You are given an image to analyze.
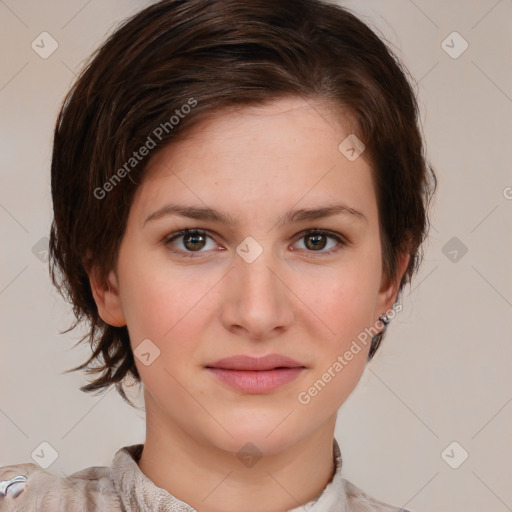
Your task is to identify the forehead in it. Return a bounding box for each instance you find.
[146,97,359,166]
[131,96,377,227]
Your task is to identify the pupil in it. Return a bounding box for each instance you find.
[307,234,326,250]
[185,232,205,250]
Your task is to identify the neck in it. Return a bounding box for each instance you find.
[137,394,338,512]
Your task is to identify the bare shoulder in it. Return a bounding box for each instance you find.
[0,461,121,512]
[342,478,412,512]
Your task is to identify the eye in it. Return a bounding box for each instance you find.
[163,228,349,258]
[292,229,348,255]
[164,229,219,257]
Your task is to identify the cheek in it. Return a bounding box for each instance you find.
[306,255,382,343]
[119,270,210,397]
[295,273,376,412]
[117,246,217,355]
[121,278,191,342]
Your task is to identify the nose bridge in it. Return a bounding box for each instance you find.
[237,237,281,305]
[223,236,293,337]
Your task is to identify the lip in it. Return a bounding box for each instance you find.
[205,354,306,394]
[206,354,305,371]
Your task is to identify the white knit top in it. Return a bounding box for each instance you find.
[0,438,410,511]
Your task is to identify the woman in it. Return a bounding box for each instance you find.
[0,0,436,510]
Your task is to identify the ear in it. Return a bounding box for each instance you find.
[374,249,410,325]
[88,266,127,327]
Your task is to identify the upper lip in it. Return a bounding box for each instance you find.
[206,354,305,371]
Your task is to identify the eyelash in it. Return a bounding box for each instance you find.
[163,228,349,258]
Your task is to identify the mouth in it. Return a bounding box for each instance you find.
[205,354,306,393]
[206,353,306,371]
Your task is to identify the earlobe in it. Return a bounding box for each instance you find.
[88,268,127,327]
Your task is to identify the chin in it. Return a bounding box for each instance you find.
[209,414,304,457]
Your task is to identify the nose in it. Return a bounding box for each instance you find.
[220,248,295,341]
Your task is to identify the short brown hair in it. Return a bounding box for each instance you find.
[49,0,437,407]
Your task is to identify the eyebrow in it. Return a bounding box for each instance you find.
[143,202,368,227]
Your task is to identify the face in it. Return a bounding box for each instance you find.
[92,96,406,456]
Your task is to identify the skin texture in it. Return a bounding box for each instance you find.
[89,96,410,512]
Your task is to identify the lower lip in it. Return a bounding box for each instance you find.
[207,367,305,393]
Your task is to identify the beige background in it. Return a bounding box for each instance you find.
[1,1,511,511]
